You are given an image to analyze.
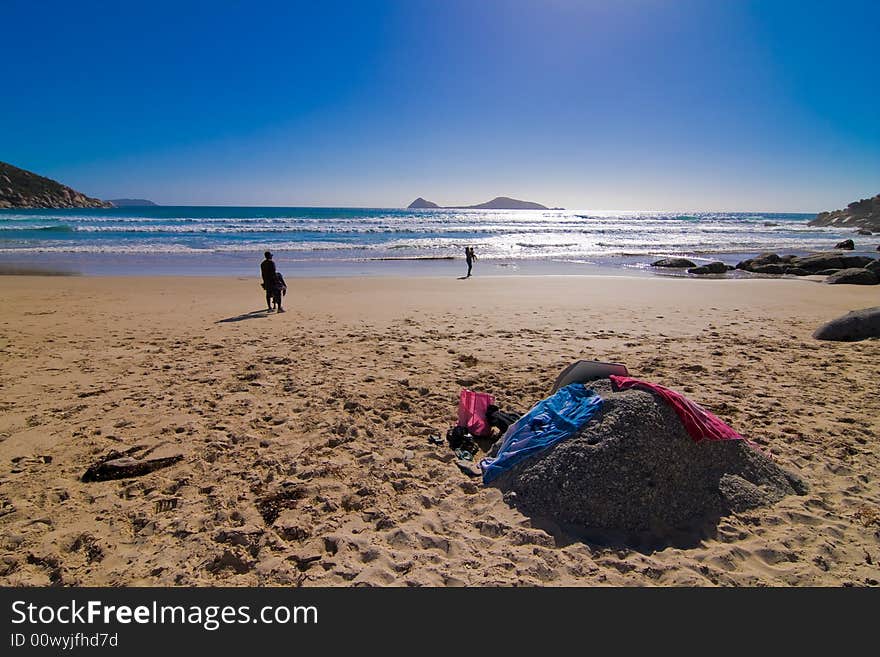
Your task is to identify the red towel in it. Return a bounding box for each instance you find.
[609,375,744,443]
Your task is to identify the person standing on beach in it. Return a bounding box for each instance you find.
[271,271,287,313]
[465,246,477,277]
[260,251,277,312]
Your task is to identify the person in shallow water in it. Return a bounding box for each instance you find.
[465,246,477,277]
[260,251,277,311]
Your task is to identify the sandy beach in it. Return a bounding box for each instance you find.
[0,274,878,586]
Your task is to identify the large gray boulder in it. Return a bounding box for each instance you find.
[825,268,878,285]
[651,257,696,268]
[813,307,880,341]
[490,380,806,535]
[841,255,875,268]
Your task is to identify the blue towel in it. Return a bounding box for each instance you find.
[479,383,603,484]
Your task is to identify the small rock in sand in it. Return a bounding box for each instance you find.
[813,307,880,342]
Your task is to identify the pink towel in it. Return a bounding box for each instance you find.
[457,389,495,437]
[610,375,744,443]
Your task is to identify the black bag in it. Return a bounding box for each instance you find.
[486,405,520,434]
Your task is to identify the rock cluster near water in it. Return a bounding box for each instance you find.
[651,249,879,283]
[490,379,806,536]
[735,251,878,284]
[650,257,732,275]
[0,160,111,209]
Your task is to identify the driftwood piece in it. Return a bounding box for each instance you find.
[82,454,183,482]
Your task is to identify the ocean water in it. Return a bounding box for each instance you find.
[0,206,874,276]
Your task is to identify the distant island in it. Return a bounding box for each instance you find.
[809,193,879,232]
[407,196,553,210]
[0,160,111,209]
[407,197,439,209]
[109,198,158,207]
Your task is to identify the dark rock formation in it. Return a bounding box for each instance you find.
[735,252,780,270]
[825,268,879,285]
[407,196,549,210]
[687,262,728,275]
[834,239,855,250]
[407,197,439,209]
[809,194,880,232]
[108,198,158,207]
[866,260,880,275]
[856,229,873,236]
[651,257,696,268]
[795,253,873,272]
[791,254,846,271]
[738,251,875,276]
[750,264,787,275]
[0,161,111,208]
[490,379,805,536]
[813,307,880,341]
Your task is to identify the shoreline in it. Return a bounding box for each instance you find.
[1,247,877,279]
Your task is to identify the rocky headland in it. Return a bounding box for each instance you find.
[0,161,111,209]
[809,194,880,232]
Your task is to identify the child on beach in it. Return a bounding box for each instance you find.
[271,271,287,312]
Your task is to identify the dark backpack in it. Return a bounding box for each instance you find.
[486,405,520,434]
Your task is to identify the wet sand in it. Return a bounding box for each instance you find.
[0,274,878,586]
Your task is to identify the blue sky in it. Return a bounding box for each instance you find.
[1,0,878,210]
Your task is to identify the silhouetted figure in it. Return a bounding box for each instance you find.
[271,271,287,313]
[465,246,477,277]
[260,251,277,311]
